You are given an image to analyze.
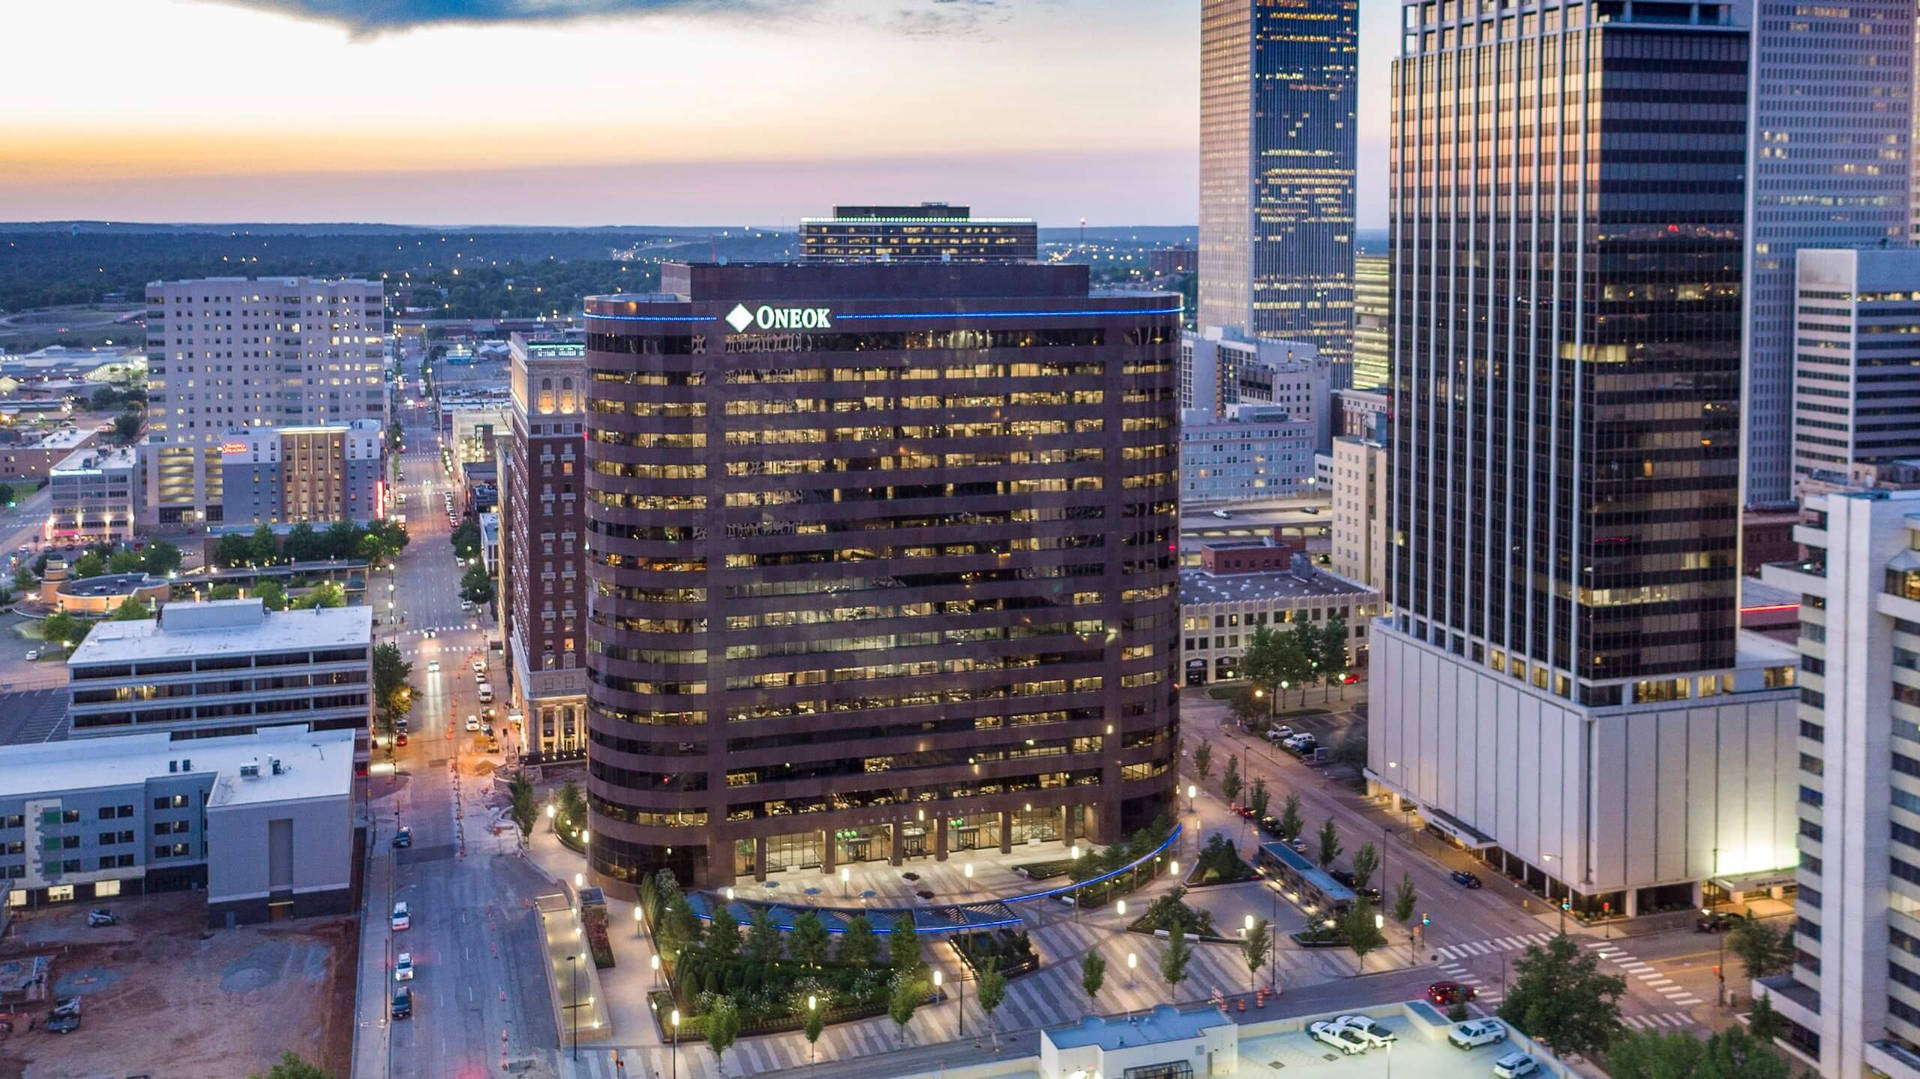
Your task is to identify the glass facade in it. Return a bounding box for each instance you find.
[799,204,1038,263]
[580,263,1181,887]
[1388,0,1747,695]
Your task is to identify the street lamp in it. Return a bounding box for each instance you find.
[566,954,581,1061]
[840,866,850,897]
[807,995,819,1065]
[1127,951,1137,989]
[1115,899,1127,920]
[670,1008,681,1079]
[1186,783,1197,813]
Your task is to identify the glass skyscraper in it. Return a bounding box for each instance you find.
[1198,0,1358,379]
[1741,0,1913,507]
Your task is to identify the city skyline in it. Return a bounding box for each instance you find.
[5,0,1404,228]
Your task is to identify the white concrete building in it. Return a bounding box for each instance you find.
[67,599,372,763]
[1330,435,1385,593]
[1041,1005,1238,1079]
[143,277,386,526]
[48,445,140,543]
[1759,488,1920,1075]
[1793,248,1920,498]
[1180,330,1331,450]
[1179,405,1316,506]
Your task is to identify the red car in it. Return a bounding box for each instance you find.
[1428,981,1477,1007]
[395,732,409,746]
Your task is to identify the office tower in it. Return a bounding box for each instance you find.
[1198,0,1359,376]
[1179,404,1317,505]
[143,278,386,526]
[1371,0,1801,915]
[48,446,141,543]
[1762,489,1920,1074]
[1180,330,1331,451]
[1351,254,1390,391]
[218,420,384,526]
[1330,434,1385,592]
[1742,0,1913,507]
[68,599,373,764]
[580,261,1181,888]
[501,334,587,757]
[1793,249,1920,494]
[798,204,1037,263]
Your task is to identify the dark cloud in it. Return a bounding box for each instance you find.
[206,0,1016,36]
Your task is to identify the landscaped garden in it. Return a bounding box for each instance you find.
[950,928,1039,979]
[1188,833,1259,886]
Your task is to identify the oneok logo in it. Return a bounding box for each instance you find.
[724,303,832,332]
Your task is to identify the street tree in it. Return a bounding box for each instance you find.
[1239,624,1286,701]
[1497,933,1626,1060]
[108,550,144,574]
[1342,900,1385,966]
[1316,817,1342,870]
[1608,1024,1789,1079]
[1319,612,1350,699]
[1228,686,1265,728]
[1278,613,1320,704]
[977,959,1007,1050]
[507,773,536,846]
[1161,925,1194,998]
[142,540,182,576]
[1080,952,1107,1013]
[789,910,830,967]
[1278,794,1304,842]
[1747,991,1784,1044]
[1192,741,1214,783]
[1392,873,1418,926]
[1727,918,1794,980]
[802,1004,825,1062]
[1221,754,1243,807]
[1248,777,1271,823]
[11,567,32,592]
[887,970,921,1047]
[290,581,346,609]
[1350,843,1380,891]
[460,563,495,605]
[71,550,105,578]
[1243,917,1271,992]
[706,996,741,1070]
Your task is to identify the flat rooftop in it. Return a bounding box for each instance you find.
[57,572,157,598]
[1045,1005,1228,1051]
[0,725,353,803]
[70,598,370,665]
[53,445,137,473]
[1181,567,1372,606]
[29,427,94,450]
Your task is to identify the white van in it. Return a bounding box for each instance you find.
[476,682,494,704]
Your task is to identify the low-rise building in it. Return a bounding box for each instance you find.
[1041,1005,1238,1079]
[1179,405,1317,506]
[0,726,354,924]
[48,445,141,543]
[67,599,372,764]
[1180,557,1378,685]
[1181,330,1330,451]
[218,420,384,526]
[0,426,97,482]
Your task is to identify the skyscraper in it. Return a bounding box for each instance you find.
[1792,248,1920,493]
[580,261,1181,889]
[1370,0,1800,915]
[1351,254,1389,391]
[1742,0,1913,507]
[1198,0,1358,376]
[142,277,386,526]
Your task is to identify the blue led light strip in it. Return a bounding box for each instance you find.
[579,313,709,323]
[581,305,1182,324]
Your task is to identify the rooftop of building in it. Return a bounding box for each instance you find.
[146,276,381,289]
[1735,628,1799,668]
[1044,1004,1229,1051]
[70,599,370,666]
[1180,566,1372,606]
[27,427,95,450]
[52,445,137,473]
[57,572,160,599]
[803,203,1034,225]
[0,689,70,745]
[0,725,353,803]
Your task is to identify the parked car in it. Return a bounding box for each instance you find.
[86,908,117,927]
[426,660,440,673]
[1211,509,1234,519]
[1334,1015,1397,1047]
[392,827,412,849]
[1450,870,1484,889]
[391,901,410,931]
[49,997,82,1019]
[1448,1018,1507,1049]
[391,986,413,1019]
[1264,725,1294,742]
[1331,869,1358,887]
[395,952,414,981]
[395,732,409,746]
[1429,981,1479,1008]
[465,716,480,732]
[1493,1051,1539,1077]
[23,650,37,661]
[1258,815,1283,837]
[1233,805,1256,820]
[1289,837,1308,854]
[471,657,486,672]
[1696,909,1744,933]
[1309,1020,1371,1055]
[44,1012,80,1035]
[1355,886,1383,904]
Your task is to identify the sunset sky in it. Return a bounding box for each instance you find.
[5,0,1397,228]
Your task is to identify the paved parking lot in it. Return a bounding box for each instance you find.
[1236,1016,1537,1077]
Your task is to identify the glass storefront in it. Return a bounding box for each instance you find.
[765,831,823,873]
[949,812,1001,852]
[1009,807,1061,845]
[833,824,891,865]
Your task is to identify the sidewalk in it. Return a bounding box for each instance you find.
[349,812,395,1079]
[525,816,666,1050]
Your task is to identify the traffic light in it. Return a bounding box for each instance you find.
[1713,965,1723,980]
[1562,897,1572,912]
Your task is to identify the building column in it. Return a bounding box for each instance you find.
[820,829,836,876]
[999,810,1013,854]
[1060,806,1074,848]
[1624,889,1639,918]
[889,823,904,867]
[753,836,768,883]
[934,815,949,862]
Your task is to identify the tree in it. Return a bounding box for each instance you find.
[746,906,784,966]
[1727,918,1793,981]
[1316,817,1342,870]
[1229,686,1266,727]
[802,1004,825,1061]
[39,611,88,649]
[1160,925,1194,998]
[142,540,181,576]
[450,518,481,560]
[1192,741,1213,783]
[1278,793,1304,842]
[290,580,346,609]
[789,909,830,967]
[11,567,32,593]
[1350,843,1380,891]
[460,563,495,605]
[113,411,142,445]
[1747,990,1784,1045]
[111,597,153,621]
[107,550,144,574]
[372,642,413,729]
[977,958,1007,1050]
[507,773,536,845]
[705,996,740,1069]
[71,550,105,578]
[1497,933,1626,1060]
[248,524,280,566]
[1080,952,1107,1012]
[889,913,922,973]
[250,1052,329,1079]
[1221,754,1243,807]
[210,583,240,600]
[838,913,879,967]
[1319,612,1350,699]
[1342,900,1385,965]
[214,532,253,568]
[283,522,322,563]
[1608,1025,1790,1079]
[1277,613,1320,704]
[1248,777,1271,822]
[252,579,288,611]
[888,970,920,1047]
[1243,917,1271,992]
[324,520,360,560]
[705,906,741,963]
[0,484,12,508]
[1392,872,1418,926]
[1238,624,1285,700]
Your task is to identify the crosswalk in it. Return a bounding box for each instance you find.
[1621,1012,1701,1031]
[1431,931,1559,962]
[1435,960,1501,1006]
[1587,941,1705,1007]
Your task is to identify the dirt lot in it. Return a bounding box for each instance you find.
[0,892,357,1079]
